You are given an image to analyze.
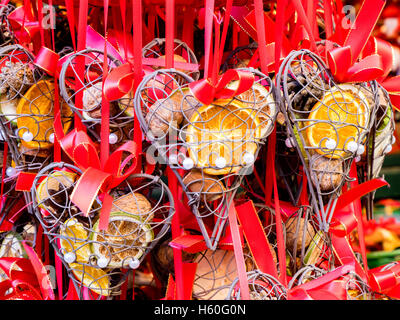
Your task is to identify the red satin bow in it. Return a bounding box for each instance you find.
[53,114,138,231]
[0,243,54,300]
[369,263,400,299]
[188,69,254,105]
[7,5,40,45]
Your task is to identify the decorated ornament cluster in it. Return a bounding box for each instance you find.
[0,0,400,300]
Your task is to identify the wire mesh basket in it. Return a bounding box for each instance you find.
[30,162,174,299]
[226,269,287,300]
[142,38,200,81]
[134,67,277,250]
[58,48,136,148]
[276,49,378,231]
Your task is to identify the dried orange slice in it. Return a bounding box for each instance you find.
[186,99,261,175]
[60,218,110,296]
[306,91,368,159]
[16,80,73,149]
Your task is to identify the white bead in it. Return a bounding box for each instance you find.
[6,167,17,177]
[242,152,255,165]
[346,141,358,153]
[48,133,55,143]
[356,144,365,155]
[22,131,33,142]
[97,257,109,268]
[325,138,336,150]
[355,156,361,163]
[168,154,179,165]
[215,157,227,169]
[285,137,295,148]
[65,219,76,227]
[64,252,76,264]
[182,157,194,170]
[129,258,140,269]
[109,133,118,145]
[392,136,396,145]
[384,144,393,154]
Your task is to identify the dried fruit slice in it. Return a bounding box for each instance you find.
[303,231,325,266]
[36,171,77,215]
[0,96,18,125]
[186,99,261,175]
[16,80,73,149]
[59,218,110,296]
[306,90,368,159]
[91,212,154,269]
[59,218,92,263]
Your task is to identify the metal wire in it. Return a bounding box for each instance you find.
[30,162,175,299]
[276,48,379,231]
[134,67,277,250]
[226,270,287,300]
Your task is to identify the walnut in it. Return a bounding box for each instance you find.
[310,155,344,192]
[145,98,181,136]
[285,216,315,254]
[182,169,226,202]
[82,82,102,118]
[112,192,153,221]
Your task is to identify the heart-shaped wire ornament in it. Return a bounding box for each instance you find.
[134,67,278,250]
[276,48,380,231]
[30,162,174,299]
[58,48,136,149]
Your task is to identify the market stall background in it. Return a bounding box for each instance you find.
[0,0,400,300]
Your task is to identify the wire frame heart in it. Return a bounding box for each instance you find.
[276,48,379,231]
[142,38,200,81]
[30,162,174,299]
[134,67,277,250]
[58,48,136,149]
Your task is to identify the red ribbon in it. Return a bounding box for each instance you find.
[188,69,254,105]
[369,263,400,298]
[0,242,54,300]
[53,114,138,231]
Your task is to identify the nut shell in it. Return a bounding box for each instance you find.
[182,170,226,202]
[285,216,315,253]
[112,192,153,221]
[310,155,343,192]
